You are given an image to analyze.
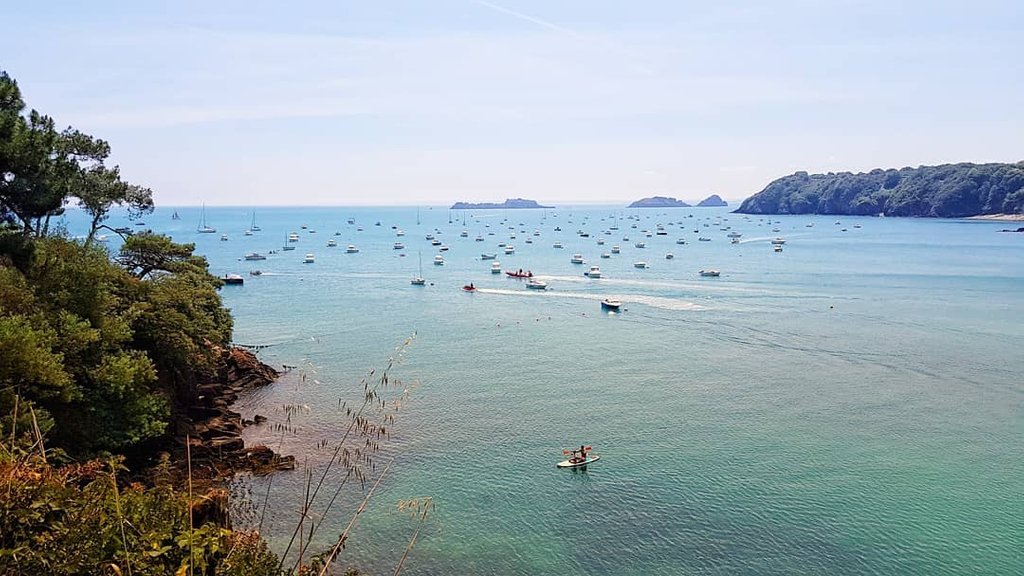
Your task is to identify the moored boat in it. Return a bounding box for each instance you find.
[699,269,720,277]
[221,274,244,285]
[600,298,621,310]
[526,278,548,290]
[505,270,533,278]
[584,265,602,278]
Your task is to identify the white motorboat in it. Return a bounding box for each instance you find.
[288,232,300,242]
[505,245,515,254]
[611,245,621,254]
[600,298,621,311]
[244,252,266,261]
[584,265,601,278]
[665,253,674,260]
[481,253,497,260]
[491,261,502,273]
[434,255,445,265]
[553,241,564,248]
[634,241,646,248]
[600,252,611,259]
[327,239,338,247]
[570,254,585,264]
[699,269,720,277]
[526,278,548,290]
[346,245,359,253]
[634,261,649,269]
[303,253,315,263]
[394,242,405,249]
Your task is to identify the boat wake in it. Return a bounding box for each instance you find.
[472,288,704,311]
[533,274,762,294]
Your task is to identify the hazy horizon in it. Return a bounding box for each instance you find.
[4,0,1022,207]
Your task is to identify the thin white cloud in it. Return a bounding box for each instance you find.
[472,0,585,39]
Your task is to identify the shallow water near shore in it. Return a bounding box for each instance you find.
[68,206,1023,574]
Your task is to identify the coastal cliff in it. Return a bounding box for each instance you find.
[736,162,1024,217]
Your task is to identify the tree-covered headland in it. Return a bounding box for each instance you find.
[736,163,1024,217]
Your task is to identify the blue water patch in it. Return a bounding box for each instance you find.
[62,205,1024,575]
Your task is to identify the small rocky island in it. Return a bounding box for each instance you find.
[451,198,553,209]
[628,196,691,208]
[697,194,728,207]
[736,162,1024,217]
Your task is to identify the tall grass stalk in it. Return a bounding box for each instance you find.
[276,334,415,571]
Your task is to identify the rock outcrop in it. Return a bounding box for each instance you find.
[175,347,294,480]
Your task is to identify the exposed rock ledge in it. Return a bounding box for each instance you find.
[170,346,295,482]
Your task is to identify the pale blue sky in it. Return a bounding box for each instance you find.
[3,0,1022,206]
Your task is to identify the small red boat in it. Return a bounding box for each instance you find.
[505,270,533,278]
[462,284,477,292]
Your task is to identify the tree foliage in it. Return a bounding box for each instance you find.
[1,234,229,457]
[0,69,152,241]
[0,455,280,576]
[736,162,1024,217]
[0,69,231,458]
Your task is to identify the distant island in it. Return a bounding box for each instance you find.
[628,196,691,208]
[736,162,1024,218]
[697,194,728,207]
[451,198,553,209]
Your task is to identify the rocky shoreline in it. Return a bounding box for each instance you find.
[167,346,295,482]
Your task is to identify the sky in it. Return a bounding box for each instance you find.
[2,0,1023,206]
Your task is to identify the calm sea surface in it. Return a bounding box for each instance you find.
[66,206,1022,575]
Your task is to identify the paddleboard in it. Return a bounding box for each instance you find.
[556,455,600,468]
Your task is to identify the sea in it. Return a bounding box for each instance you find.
[63,205,1022,575]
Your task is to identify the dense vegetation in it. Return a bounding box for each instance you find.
[736,162,1024,217]
[0,69,289,575]
[1,70,232,459]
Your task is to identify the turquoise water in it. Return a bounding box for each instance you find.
[70,206,1023,574]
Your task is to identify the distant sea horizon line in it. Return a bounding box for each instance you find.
[138,198,749,209]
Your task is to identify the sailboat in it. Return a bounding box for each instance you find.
[172,210,181,220]
[281,231,296,251]
[411,252,426,285]
[250,212,261,232]
[197,204,216,233]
